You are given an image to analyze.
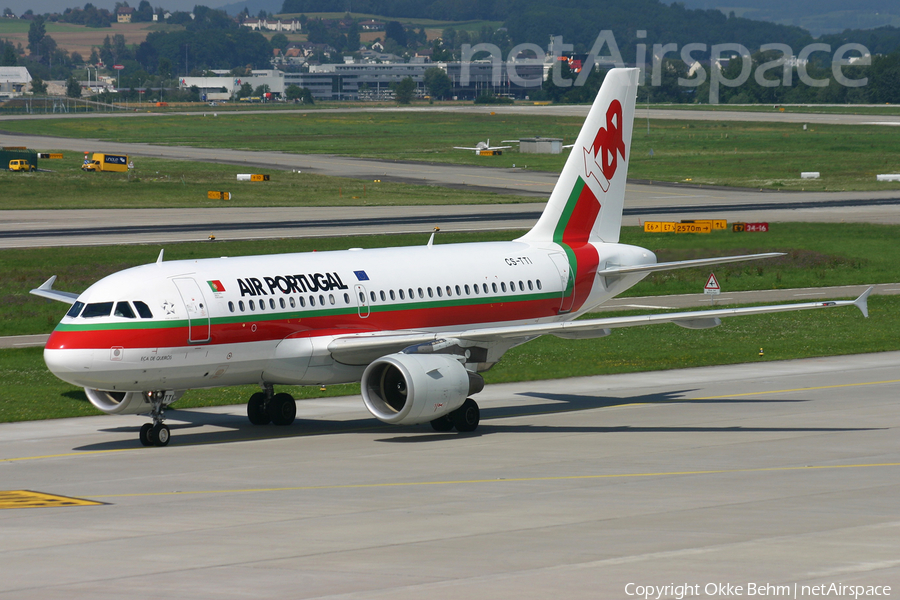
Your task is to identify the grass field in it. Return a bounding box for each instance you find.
[5,223,897,337]
[0,156,524,210]
[4,112,899,191]
[0,20,162,57]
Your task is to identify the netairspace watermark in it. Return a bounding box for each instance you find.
[625,582,891,599]
[460,30,871,104]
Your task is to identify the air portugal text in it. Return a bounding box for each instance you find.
[237,272,350,297]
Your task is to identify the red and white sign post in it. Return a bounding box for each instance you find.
[113,64,124,91]
[704,272,721,305]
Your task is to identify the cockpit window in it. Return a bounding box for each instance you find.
[66,301,84,318]
[114,302,136,318]
[81,302,114,318]
[133,301,153,319]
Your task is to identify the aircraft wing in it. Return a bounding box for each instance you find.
[598,252,785,277]
[30,276,79,305]
[327,288,872,364]
[453,146,480,150]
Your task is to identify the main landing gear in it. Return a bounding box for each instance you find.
[247,385,297,427]
[139,391,175,447]
[430,398,480,433]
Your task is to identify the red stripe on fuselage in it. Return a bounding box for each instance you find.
[561,183,601,311]
[46,295,563,350]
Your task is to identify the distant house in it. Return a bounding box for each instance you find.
[117,6,134,23]
[359,19,384,31]
[241,18,301,32]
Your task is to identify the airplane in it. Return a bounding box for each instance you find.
[453,139,513,154]
[31,68,872,447]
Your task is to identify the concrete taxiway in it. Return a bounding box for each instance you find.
[1,351,899,598]
[2,188,899,248]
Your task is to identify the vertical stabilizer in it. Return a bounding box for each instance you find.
[519,68,639,245]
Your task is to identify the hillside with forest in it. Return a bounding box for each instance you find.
[672,0,900,36]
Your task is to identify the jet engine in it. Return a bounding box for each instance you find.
[361,353,480,425]
[84,389,181,415]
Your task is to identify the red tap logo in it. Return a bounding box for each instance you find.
[582,99,625,194]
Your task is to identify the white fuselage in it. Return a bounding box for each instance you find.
[45,239,654,393]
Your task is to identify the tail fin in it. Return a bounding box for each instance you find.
[519,68,639,245]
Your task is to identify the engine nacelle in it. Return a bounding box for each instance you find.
[85,389,151,415]
[361,353,473,425]
[84,389,182,415]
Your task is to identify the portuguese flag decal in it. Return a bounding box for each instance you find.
[207,280,226,293]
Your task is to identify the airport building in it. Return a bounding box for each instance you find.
[0,66,32,98]
[178,61,548,102]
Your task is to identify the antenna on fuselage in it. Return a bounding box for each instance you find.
[156,249,164,263]
[427,226,440,247]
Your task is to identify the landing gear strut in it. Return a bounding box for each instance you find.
[139,391,174,447]
[247,385,296,427]
[430,398,480,433]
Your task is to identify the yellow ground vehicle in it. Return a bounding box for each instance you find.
[9,159,35,172]
[81,153,129,173]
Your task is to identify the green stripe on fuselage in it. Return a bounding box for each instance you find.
[52,291,561,332]
[552,177,586,296]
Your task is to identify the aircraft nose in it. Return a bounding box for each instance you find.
[43,347,91,386]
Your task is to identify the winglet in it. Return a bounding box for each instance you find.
[30,276,80,305]
[854,286,873,318]
[157,249,165,263]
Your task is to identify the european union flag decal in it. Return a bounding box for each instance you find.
[354,270,369,281]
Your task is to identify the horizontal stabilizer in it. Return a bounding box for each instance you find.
[597,253,785,277]
[30,276,79,305]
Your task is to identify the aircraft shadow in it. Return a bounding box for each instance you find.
[74,389,873,451]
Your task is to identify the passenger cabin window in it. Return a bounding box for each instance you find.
[239,300,245,312]
[114,302,136,319]
[228,301,235,313]
[82,302,113,318]
[66,301,84,318]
